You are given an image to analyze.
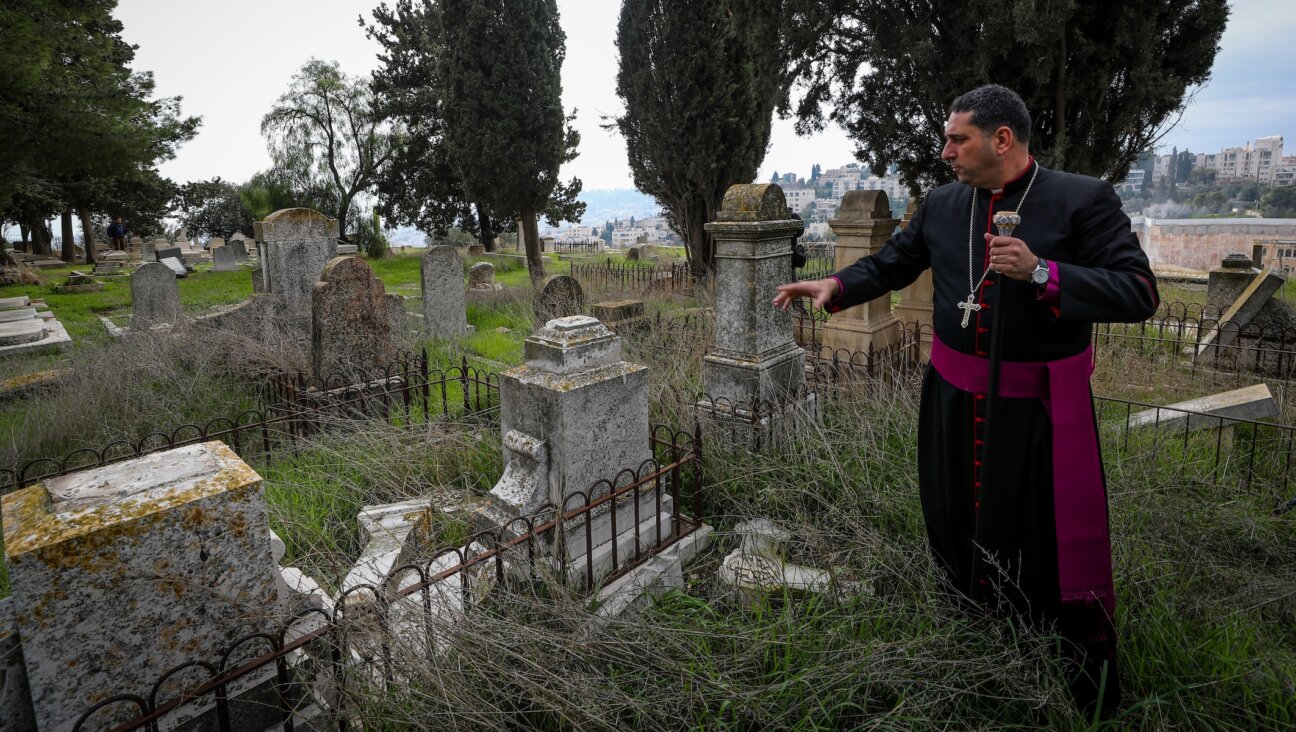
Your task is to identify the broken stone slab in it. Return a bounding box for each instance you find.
[340,498,435,608]
[1198,267,1286,355]
[716,518,832,603]
[1,441,283,732]
[0,317,70,357]
[159,256,188,278]
[337,244,359,255]
[488,429,550,518]
[1125,383,1280,431]
[590,522,713,622]
[0,296,31,310]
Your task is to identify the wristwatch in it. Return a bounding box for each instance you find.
[1030,257,1050,286]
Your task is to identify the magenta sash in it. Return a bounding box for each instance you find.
[930,335,1115,616]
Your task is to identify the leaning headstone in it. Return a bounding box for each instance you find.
[420,246,468,338]
[1198,265,1287,355]
[533,274,585,324]
[159,256,188,278]
[1126,383,1280,432]
[253,208,339,316]
[131,261,181,329]
[468,261,496,290]
[1,442,282,732]
[312,256,397,377]
[212,244,239,272]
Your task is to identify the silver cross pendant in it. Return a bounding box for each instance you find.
[957,293,981,329]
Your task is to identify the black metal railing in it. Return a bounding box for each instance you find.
[569,260,694,293]
[70,426,705,732]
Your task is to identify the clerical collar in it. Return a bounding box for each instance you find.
[986,156,1036,194]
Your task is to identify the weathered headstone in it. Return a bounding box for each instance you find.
[1,442,282,732]
[159,256,188,278]
[467,244,485,256]
[822,190,902,351]
[420,246,468,338]
[700,184,808,408]
[337,243,359,256]
[340,500,435,608]
[533,274,585,324]
[468,261,496,289]
[253,208,339,316]
[1198,265,1288,355]
[228,239,250,262]
[489,316,659,580]
[209,237,226,249]
[591,299,647,333]
[312,256,396,377]
[131,261,181,329]
[892,199,931,354]
[212,244,239,272]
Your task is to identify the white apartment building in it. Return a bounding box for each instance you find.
[1114,168,1146,194]
[1200,136,1286,184]
[612,228,649,247]
[777,184,816,214]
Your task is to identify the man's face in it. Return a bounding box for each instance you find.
[114,218,123,224]
[942,111,998,188]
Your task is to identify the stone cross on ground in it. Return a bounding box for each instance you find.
[253,208,339,316]
[420,246,468,338]
[130,261,181,329]
[823,190,902,350]
[312,256,397,378]
[700,184,808,409]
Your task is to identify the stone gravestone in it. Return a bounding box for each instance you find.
[891,199,932,355]
[212,244,239,272]
[312,256,397,378]
[420,246,468,338]
[253,208,339,316]
[130,261,181,329]
[1,442,282,732]
[488,316,659,581]
[228,239,249,263]
[209,236,226,249]
[468,261,496,290]
[700,183,808,410]
[822,190,902,351]
[533,274,585,325]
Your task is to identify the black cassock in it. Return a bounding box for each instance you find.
[828,162,1158,711]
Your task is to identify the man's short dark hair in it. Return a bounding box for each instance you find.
[950,84,1031,144]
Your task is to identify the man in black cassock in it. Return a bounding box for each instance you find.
[774,85,1158,715]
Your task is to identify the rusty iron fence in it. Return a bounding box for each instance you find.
[1092,316,1296,386]
[2,353,500,495]
[70,426,705,732]
[569,260,694,293]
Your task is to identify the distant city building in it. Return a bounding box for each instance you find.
[1187,135,1288,184]
[1114,168,1146,195]
[777,185,816,214]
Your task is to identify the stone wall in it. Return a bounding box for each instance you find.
[1132,217,1296,272]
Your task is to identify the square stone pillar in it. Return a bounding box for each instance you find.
[892,198,932,356]
[1,442,282,732]
[701,184,807,408]
[824,190,902,353]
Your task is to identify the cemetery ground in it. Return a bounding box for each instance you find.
[2,250,1295,729]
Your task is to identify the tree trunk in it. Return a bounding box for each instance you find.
[78,208,97,265]
[336,199,350,244]
[18,223,30,252]
[520,206,545,282]
[60,207,76,262]
[476,203,496,252]
[30,218,50,256]
[686,207,711,279]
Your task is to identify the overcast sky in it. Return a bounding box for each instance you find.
[116,0,1294,192]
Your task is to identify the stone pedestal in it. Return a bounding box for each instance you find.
[1,442,282,732]
[700,184,807,409]
[823,190,902,353]
[892,198,931,356]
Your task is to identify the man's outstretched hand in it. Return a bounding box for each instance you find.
[773,278,839,311]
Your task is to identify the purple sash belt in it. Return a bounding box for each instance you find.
[930,335,1115,616]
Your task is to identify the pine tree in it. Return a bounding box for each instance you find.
[612,0,783,276]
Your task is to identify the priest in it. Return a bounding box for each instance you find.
[773,84,1158,715]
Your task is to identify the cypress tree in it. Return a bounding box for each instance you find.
[612,0,783,276]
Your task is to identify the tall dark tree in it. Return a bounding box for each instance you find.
[1,1,197,265]
[612,0,783,276]
[783,0,1229,194]
[440,0,584,279]
[261,59,396,241]
[174,178,254,240]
